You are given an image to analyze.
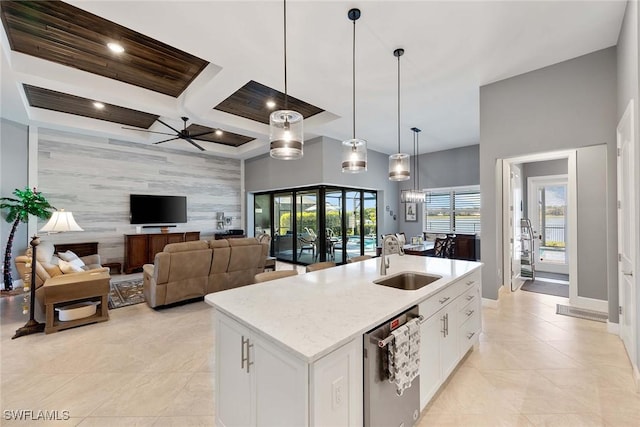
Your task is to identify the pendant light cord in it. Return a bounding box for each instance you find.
[397,53,401,153]
[283,0,289,110]
[352,17,356,140]
[416,131,420,189]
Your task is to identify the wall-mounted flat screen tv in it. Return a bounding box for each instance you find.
[130,194,187,224]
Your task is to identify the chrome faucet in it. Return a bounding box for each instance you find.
[380,234,404,275]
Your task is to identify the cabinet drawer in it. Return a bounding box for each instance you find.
[458,285,479,313]
[458,298,479,326]
[458,308,480,354]
[419,284,460,319]
[460,269,481,291]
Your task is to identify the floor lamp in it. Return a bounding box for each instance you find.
[12,210,83,339]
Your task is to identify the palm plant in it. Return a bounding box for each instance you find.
[1,187,55,290]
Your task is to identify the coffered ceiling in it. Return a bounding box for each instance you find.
[0,1,627,159]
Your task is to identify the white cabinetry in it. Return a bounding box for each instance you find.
[418,269,482,409]
[216,312,307,427]
[216,311,362,427]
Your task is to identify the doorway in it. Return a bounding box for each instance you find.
[502,151,577,303]
[528,175,569,275]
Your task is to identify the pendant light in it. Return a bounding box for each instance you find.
[388,48,410,181]
[270,0,303,160]
[401,127,426,203]
[341,8,367,173]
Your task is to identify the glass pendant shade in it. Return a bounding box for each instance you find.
[388,153,410,181]
[269,110,303,160]
[342,138,367,172]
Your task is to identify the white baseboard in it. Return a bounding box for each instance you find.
[482,298,498,309]
[606,321,619,334]
[570,296,608,314]
[634,364,640,393]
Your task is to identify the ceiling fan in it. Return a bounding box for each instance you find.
[123,117,216,151]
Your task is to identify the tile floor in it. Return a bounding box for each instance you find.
[1,266,638,426]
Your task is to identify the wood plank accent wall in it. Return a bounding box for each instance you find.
[36,128,241,267]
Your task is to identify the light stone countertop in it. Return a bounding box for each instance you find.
[205,255,482,362]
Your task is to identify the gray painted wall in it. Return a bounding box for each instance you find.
[521,158,568,214]
[35,127,241,267]
[245,136,400,238]
[576,145,609,300]
[399,144,480,238]
[0,118,29,286]
[616,0,640,371]
[479,47,618,308]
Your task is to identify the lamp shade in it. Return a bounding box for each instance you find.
[388,153,410,181]
[39,210,83,232]
[342,139,367,172]
[269,110,303,160]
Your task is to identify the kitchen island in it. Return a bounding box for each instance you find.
[205,254,482,426]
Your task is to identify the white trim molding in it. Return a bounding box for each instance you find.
[571,296,608,313]
[607,321,620,334]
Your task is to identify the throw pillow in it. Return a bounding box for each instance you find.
[59,259,83,274]
[58,250,86,269]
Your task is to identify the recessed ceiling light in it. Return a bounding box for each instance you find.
[266,100,276,109]
[107,42,125,53]
[215,129,223,136]
[93,101,105,109]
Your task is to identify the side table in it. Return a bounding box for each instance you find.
[103,262,122,275]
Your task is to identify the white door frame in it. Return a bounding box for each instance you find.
[527,174,570,275]
[501,151,578,307]
[616,99,637,372]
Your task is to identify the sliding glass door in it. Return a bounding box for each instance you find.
[254,186,377,265]
[273,193,293,262]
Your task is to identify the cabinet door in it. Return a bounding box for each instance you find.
[253,334,307,427]
[216,314,252,427]
[419,309,444,410]
[167,232,185,244]
[125,235,147,272]
[440,307,459,379]
[148,234,168,261]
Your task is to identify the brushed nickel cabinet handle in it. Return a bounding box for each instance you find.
[241,336,250,371]
[466,280,475,286]
[466,309,474,317]
[466,295,474,301]
[441,315,447,337]
[246,340,254,374]
[467,332,475,340]
[439,296,450,304]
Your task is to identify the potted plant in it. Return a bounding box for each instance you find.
[0,187,55,290]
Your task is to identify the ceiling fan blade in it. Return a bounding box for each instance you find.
[189,130,217,138]
[122,127,177,136]
[153,137,180,144]
[184,137,205,151]
[156,118,183,135]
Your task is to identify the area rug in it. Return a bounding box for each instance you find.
[521,279,569,298]
[556,304,607,323]
[108,279,145,309]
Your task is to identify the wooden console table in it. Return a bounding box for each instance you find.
[124,231,200,273]
[54,242,98,258]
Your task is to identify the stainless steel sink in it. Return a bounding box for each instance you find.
[373,272,442,290]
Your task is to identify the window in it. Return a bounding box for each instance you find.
[424,186,481,234]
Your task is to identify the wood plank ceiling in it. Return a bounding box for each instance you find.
[214,80,324,124]
[24,85,159,129]
[185,124,254,148]
[0,0,209,97]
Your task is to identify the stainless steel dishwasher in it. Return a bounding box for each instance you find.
[364,305,420,427]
